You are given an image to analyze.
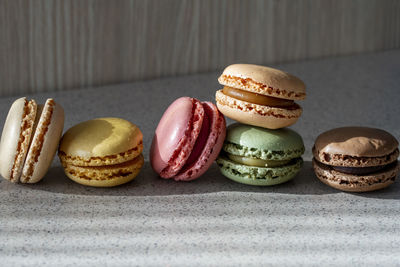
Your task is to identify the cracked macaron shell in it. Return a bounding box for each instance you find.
[313,126,399,167]
[222,123,304,161]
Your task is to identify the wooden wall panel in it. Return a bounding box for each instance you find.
[0,0,399,96]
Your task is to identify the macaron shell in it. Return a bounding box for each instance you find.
[217,157,303,186]
[314,127,399,158]
[218,64,306,100]
[313,159,399,192]
[150,97,204,178]
[21,99,64,183]
[63,154,144,187]
[216,89,301,129]
[0,98,37,182]
[174,102,226,181]
[312,146,399,168]
[59,117,143,166]
[59,143,143,168]
[224,123,304,157]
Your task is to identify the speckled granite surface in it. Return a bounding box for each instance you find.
[0,50,399,266]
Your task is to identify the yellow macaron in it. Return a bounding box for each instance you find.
[58,117,144,187]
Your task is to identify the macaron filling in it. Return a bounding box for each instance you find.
[217,156,303,185]
[330,161,397,175]
[65,156,144,179]
[227,154,290,167]
[222,86,294,108]
[223,141,305,161]
[223,149,299,170]
[313,159,399,189]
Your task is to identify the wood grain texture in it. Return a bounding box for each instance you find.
[0,0,399,96]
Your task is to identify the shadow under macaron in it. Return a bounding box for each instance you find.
[13,161,399,199]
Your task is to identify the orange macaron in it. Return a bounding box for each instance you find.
[216,64,306,129]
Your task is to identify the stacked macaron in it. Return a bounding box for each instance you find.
[216,64,305,129]
[215,64,306,186]
[1,71,397,193]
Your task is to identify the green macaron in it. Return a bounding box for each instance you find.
[216,123,305,186]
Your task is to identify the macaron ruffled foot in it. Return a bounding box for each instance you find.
[216,123,305,186]
[58,117,144,187]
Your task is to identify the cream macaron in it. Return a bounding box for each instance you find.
[216,64,306,129]
[58,117,144,187]
[0,97,64,183]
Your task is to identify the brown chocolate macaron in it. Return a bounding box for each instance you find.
[312,127,399,192]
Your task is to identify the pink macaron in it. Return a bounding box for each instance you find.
[150,97,226,181]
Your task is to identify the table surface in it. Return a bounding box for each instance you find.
[0,50,399,266]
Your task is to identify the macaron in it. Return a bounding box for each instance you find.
[216,64,306,129]
[58,117,144,187]
[312,127,399,192]
[150,97,226,181]
[0,97,64,183]
[216,123,304,186]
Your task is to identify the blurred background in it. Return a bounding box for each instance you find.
[1,0,399,97]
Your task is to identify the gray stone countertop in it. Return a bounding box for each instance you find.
[0,50,399,266]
